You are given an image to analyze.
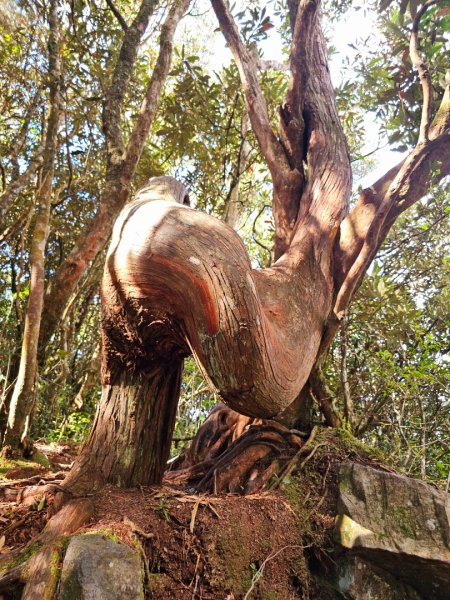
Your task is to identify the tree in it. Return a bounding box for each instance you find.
[64,0,450,492]
[2,0,62,451]
[0,0,191,450]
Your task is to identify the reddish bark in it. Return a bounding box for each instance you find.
[165,403,303,494]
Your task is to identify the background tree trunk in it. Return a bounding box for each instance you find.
[38,0,190,353]
[3,0,62,451]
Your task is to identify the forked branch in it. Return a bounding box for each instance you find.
[333,4,450,323]
[105,0,128,31]
[123,0,191,178]
[102,0,159,166]
[209,0,293,183]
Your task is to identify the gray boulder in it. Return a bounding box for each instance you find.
[335,462,450,600]
[59,534,144,600]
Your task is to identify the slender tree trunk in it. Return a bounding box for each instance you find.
[340,312,354,427]
[418,397,427,478]
[224,112,252,229]
[2,0,61,451]
[0,142,45,227]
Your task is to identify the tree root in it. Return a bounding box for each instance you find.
[165,404,306,494]
[167,403,262,471]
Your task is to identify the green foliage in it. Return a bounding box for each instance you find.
[325,182,449,485]
[171,357,217,456]
[335,2,449,152]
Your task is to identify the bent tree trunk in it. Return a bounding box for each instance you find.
[65,175,335,492]
[65,0,450,493]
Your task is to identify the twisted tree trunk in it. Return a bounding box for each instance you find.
[64,0,450,494]
[65,169,340,491]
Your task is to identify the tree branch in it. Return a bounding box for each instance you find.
[410,0,439,143]
[334,132,449,320]
[123,0,191,177]
[210,0,292,181]
[102,0,159,167]
[105,0,128,31]
[0,142,45,224]
[336,82,450,289]
[210,0,302,258]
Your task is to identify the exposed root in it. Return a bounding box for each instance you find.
[196,422,303,493]
[0,471,66,496]
[166,405,306,494]
[168,403,262,471]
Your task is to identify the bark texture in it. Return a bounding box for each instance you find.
[65,0,450,491]
[65,361,183,492]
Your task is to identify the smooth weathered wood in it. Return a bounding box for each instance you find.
[102,178,330,418]
[40,498,94,542]
[22,543,61,600]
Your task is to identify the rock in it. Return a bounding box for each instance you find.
[335,462,450,600]
[333,555,421,599]
[59,534,144,600]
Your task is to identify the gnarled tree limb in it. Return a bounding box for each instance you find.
[287,0,351,240]
[335,85,450,292]
[210,0,302,259]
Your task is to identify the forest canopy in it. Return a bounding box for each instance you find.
[0,0,449,488]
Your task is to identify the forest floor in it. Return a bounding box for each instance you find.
[0,430,388,599]
[0,442,78,552]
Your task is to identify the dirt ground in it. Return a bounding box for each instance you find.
[0,430,387,599]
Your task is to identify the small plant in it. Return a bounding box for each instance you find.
[154,500,171,521]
